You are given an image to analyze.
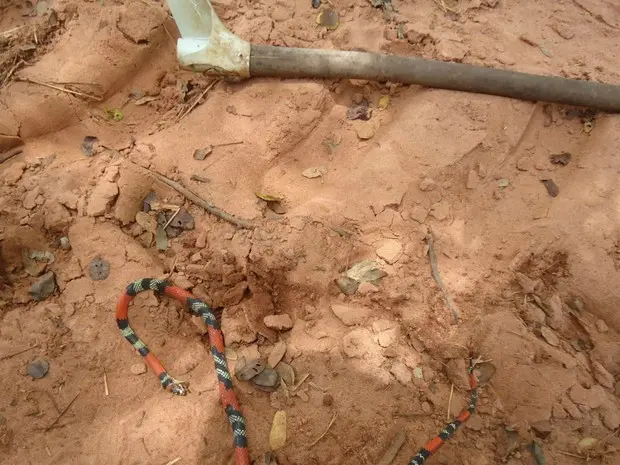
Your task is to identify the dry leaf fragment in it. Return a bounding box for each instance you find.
[269,410,287,450]
[378,95,390,109]
[136,211,158,234]
[317,9,339,30]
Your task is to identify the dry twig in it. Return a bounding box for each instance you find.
[16,77,103,101]
[127,161,253,229]
[447,383,454,421]
[165,458,181,465]
[426,231,460,323]
[45,392,80,431]
[177,79,219,122]
[103,369,109,396]
[0,343,38,361]
[309,412,338,447]
[376,432,407,465]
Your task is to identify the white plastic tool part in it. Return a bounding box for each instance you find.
[166,0,250,78]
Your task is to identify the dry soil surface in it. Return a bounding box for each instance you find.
[1,1,619,465]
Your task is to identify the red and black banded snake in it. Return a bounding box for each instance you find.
[116,278,478,465]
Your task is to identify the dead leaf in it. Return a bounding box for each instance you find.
[317,9,339,30]
[378,95,390,109]
[268,342,287,368]
[577,437,598,452]
[269,411,287,450]
[193,147,213,160]
[549,152,571,166]
[255,193,282,202]
[541,179,559,197]
[346,99,371,121]
[136,211,158,234]
[155,226,168,251]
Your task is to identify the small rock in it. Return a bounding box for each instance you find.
[531,420,553,439]
[540,326,560,346]
[421,401,432,414]
[376,240,403,264]
[436,39,468,62]
[29,271,56,301]
[541,179,559,197]
[322,394,334,406]
[602,407,620,430]
[235,358,266,381]
[331,303,371,326]
[355,123,375,140]
[550,152,572,166]
[430,201,450,221]
[274,362,295,386]
[335,276,359,295]
[418,178,436,191]
[409,204,429,223]
[251,366,280,391]
[23,187,43,210]
[516,156,531,171]
[27,359,49,379]
[552,402,567,419]
[466,170,479,189]
[568,384,606,409]
[195,231,208,248]
[592,361,614,389]
[87,180,119,216]
[515,272,539,294]
[57,192,79,210]
[131,363,147,375]
[544,294,564,330]
[302,166,328,179]
[268,342,287,368]
[595,319,608,333]
[377,329,397,348]
[59,236,71,250]
[444,358,470,390]
[551,23,575,40]
[560,396,582,419]
[522,305,546,325]
[88,257,110,281]
[357,282,379,294]
[465,415,484,431]
[263,314,293,331]
[342,328,372,358]
[390,361,411,385]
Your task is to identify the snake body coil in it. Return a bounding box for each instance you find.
[116,278,477,465]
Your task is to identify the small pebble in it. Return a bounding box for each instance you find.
[322,394,334,406]
[130,363,147,375]
[235,358,266,381]
[29,271,56,301]
[88,257,110,280]
[59,236,71,250]
[251,366,280,391]
[27,359,50,379]
[595,319,608,333]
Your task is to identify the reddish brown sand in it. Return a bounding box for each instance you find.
[1,1,619,464]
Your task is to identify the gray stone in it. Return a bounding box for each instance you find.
[29,271,56,301]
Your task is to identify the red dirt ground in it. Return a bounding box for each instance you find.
[1,1,619,464]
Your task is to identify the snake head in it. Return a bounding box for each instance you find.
[168,379,189,396]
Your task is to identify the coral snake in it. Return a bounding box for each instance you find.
[116,278,478,465]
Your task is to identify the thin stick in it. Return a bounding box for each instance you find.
[557,450,584,459]
[447,383,454,421]
[165,458,181,465]
[2,59,25,87]
[163,207,182,230]
[292,373,310,391]
[177,80,219,122]
[45,392,80,431]
[16,78,103,101]
[0,343,38,361]
[190,174,210,183]
[103,369,109,396]
[376,431,407,465]
[212,140,244,148]
[309,412,338,447]
[127,161,254,229]
[0,25,28,36]
[426,232,460,323]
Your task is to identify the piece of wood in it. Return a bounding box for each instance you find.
[250,44,620,112]
[376,432,407,465]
